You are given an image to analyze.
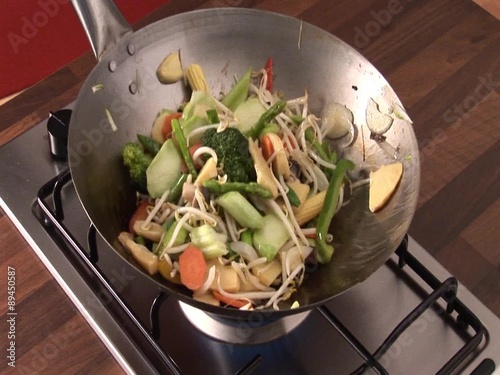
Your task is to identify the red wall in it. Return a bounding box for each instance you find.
[0,0,167,98]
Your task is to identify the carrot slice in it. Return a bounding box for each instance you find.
[129,201,150,234]
[178,244,207,290]
[260,134,274,160]
[213,291,250,309]
[162,112,182,140]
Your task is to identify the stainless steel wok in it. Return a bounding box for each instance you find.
[68,0,419,318]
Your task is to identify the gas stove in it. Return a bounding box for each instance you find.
[1,107,499,374]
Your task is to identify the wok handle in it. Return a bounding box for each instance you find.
[70,0,132,61]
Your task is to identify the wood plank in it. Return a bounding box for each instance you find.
[0,250,52,315]
[5,316,120,375]
[409,41,500,143]
[2,280,80,360]
[386,10,500,108]
[435,236,495,289]
[0,83,83,146]
[0,207,123,374]
[257,0,325,16]
[347,0,471,72]
[0,90,25,107]
[417,91,500,206]
[461,198,500,267]
[474,0,500,19]
[0,67,81,132]
[409,139,500,254]
[472,272,500,320]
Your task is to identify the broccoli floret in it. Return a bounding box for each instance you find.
[201,128,256,183]
[122,142,152,192]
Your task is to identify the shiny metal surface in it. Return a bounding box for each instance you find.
[179,302,311,345]
[0,119,498,374]
[67,7,420,318]
[69,0,131,60]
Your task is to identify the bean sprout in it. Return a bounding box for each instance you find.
[141,190,170,229]
[264,263,305,309]
[193,146,218,165]
[120,63,359,311]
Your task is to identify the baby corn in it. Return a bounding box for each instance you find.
[186,64,209,92]
[294,190,326,226]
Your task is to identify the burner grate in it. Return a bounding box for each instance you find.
[329,235,489,375]
[393,238,488,375]
[35,170,183,375]
[33,169,492,375]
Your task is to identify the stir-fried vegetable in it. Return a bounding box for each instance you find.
[156,51,183,84]
[246,100,287,139]
[137,134,161,156]
[201,128,256,183]
[117,57,405,311]
[186,64,209,92]
[263,56,273,92]
[315,159,354,264]
[179,244,207,290]
[221,69,252,111]
[146,139,182,198]
[203,180,273,198]
[172,118,198,179]
[122,142,152,192]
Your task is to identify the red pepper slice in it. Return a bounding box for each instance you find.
[264,56,273,92]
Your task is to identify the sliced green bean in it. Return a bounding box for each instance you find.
[315,159,355,264]
[203,180,273,198]
[137,134,162,156]
[286,185,301,207]
[247,100,287,139]
[169,173,188,203]
[305,128,330,162]
[171,119,198,179]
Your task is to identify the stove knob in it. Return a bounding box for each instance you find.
[47,109,72,161]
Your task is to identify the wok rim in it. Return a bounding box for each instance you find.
[68,7,420,319]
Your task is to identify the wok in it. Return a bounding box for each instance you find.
[68,0,419,318]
